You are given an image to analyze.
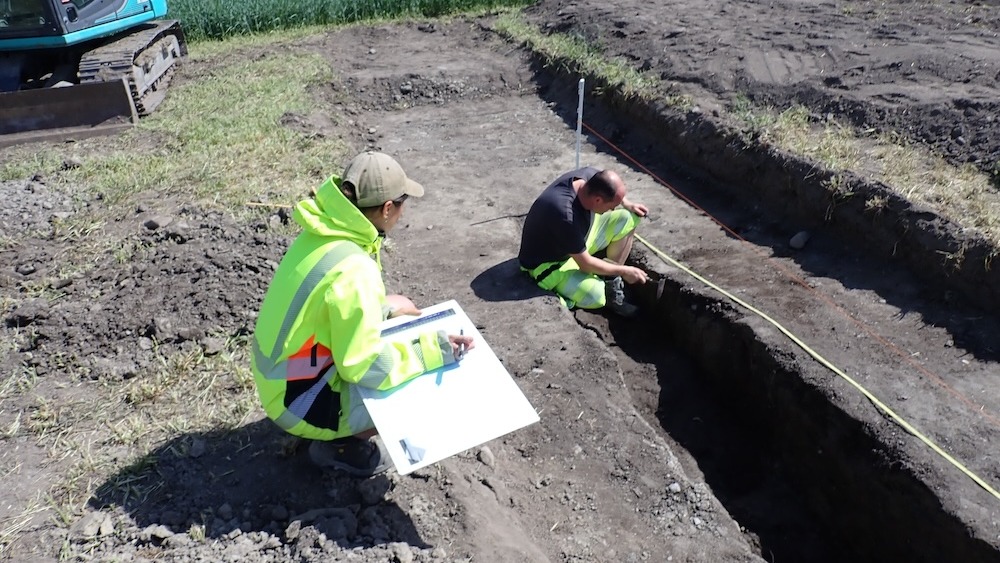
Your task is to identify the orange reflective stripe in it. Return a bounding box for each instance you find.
[283,337,334,382]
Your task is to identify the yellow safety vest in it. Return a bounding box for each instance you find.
[251,175,451,440]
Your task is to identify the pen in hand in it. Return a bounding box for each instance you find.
[457,329,466,360]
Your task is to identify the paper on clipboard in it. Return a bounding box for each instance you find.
[359,300,539,475]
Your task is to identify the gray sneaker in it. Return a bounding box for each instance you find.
[605,276,639,318]
[308,436,392,477]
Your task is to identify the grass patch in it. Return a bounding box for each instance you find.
[89,49,343,209]
[172,0,532,41]
[731,96,1000,247]
[89,339,260,507]
[5,339,260,536]
[1,43,347,225]
[493,12,684,105]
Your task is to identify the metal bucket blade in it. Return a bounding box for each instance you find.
[0,77,138,148]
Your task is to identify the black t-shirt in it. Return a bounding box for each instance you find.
[517,167,599,270]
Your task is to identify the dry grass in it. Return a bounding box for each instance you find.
[730,95,1000,248]
[493,12,688,107]
[0,337,259,552]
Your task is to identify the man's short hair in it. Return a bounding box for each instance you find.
[582,170,618,200]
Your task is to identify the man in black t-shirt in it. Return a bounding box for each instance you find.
[517,167,649,316]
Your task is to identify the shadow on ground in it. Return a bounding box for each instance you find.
[470,258,547,302]
[89,419,427,548]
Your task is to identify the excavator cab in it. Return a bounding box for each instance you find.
[0,0,184,146]
[0,1,47,32]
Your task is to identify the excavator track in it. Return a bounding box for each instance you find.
[0,20,186,148]
[79,20,187,116]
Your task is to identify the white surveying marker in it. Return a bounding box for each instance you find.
[576,77,585,169]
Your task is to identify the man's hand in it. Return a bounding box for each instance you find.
[620,266,649,284]
[386,294,421,318]
[448,334,476,361]
[622,197,649,218]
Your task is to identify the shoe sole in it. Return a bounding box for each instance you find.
[308,441,393,477]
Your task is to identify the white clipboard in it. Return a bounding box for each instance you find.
[359,300,539,474]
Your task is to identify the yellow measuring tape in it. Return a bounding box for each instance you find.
[635,233,1000,501]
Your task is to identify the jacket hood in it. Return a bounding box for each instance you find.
[293,175,381,253]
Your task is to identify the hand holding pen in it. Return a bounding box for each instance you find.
[449,330,475,361]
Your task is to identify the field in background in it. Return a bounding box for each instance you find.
[171,0,530,40]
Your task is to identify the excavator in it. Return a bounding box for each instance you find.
[0,0,187,147]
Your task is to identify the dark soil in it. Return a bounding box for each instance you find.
[2,5,999,563]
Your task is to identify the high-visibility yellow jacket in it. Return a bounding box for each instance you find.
[251,174,454,440]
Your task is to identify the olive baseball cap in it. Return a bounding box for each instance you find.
[343,151,425,207]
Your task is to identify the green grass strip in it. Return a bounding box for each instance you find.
[493,12,665,102]
[171,0,532,41]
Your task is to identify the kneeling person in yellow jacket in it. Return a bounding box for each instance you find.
[252,151,474,477]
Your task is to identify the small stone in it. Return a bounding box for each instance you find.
[284,520,301,541]
[201,337,227,356]
[668,482,682,494]
[368,48,377,54]
[15,263,36,276]
[165,220,191,243]
[431,547,447,559]
[142,524,174,541]
[390,542,414,563]
[152,317,175,339]
[789,230,811,250]
[62,157,83,170]
[188,438,206,458]
[137,337,154,351]
[165,534,193,547]
[70,512,105,539]
[368,127,377,134]
[477,446,495,468]
[400,82,413,94]
[7,298,49,327]
[143,215,173,230]
[176,326,204,342]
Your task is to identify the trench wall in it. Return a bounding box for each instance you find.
[635,278,1000,563]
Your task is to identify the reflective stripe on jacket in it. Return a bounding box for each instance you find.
[251,174,454,439]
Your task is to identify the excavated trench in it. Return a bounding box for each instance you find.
[529,63,1000,563]
[590,282,1000,563]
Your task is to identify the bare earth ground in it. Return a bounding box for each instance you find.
[529,0,1000,172]
[1,4,999,563]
